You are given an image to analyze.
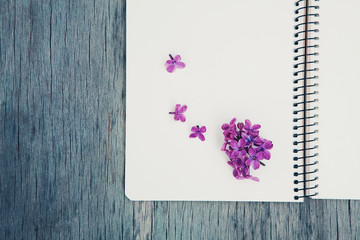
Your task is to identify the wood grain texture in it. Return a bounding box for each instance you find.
[0,0,359,239]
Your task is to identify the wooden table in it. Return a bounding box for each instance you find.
[1,1,359,239]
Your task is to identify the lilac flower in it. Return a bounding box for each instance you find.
[245,148,264,170]
[189,125,206,141]
[239,132,261,148]
[229,140,242,158]
[227,151,260,182]
[255,139,273,160]
[169,104,187,122]
[231,164,259,182]
[222,118,238,141]
[238,167,260,182]
[165,54,186,73]
[223,129,237,142]
[222,118,236,131]
[220,118,273,181]
[237,122,244,132]
[227,159,243,169]
[244,119,261,136]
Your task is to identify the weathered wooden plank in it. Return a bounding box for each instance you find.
[1,0,360,240]
[0,0,127,239]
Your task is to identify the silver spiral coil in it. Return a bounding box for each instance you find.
[293,0,319,200]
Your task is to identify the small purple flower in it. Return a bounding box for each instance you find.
[231,165,259,182]
[239,132,261,147]
[238,167,260,182]
[222,118,236,131]
[189,125,206,141]
[222,118,239,141]
[229,140,242,158]
[244,119,261,136]
[237,122,244,132]
[165,54,186,73]
[245,148,264,170]
[255,139,273,160]
[169,104,187,122]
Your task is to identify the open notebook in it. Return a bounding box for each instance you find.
[125,0,360,202]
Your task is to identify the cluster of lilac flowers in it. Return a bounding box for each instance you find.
[221,118,273,182]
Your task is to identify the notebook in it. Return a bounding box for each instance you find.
[125,0,360,202]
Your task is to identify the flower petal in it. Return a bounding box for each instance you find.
[225,150,231,158]
[264,140,273,150]
[227,161,235,168]
[165,60,173,67]
[240,149,247,157]
[175,104,181,112]
[256,152,264,160]
[241,132,248,139]
[174,55,181,61]
[191,126,198,132]
[235,158,243,166]
[221,142,228,151]
[198,133,205,141]
[253,160,260,170]
[250,176,260,182]
[245,159,252,166]
[252,124,261,130]
[176,61,186,69]
[242,167,250,177]
[233,169,239,178]
[230,140,238,149]
[199,126,206,133]
[248,148,256,156]
[174,114,180,121]
[167,65,176,73]
[222,123,229,130]
[179,114,186,122]
[231,151,239,159]
[253,137,263,146]
[239,138,246,148]
[179,105,187,113]
[189,133,198,138]
[263,150,271,160]
[245,119,251,127]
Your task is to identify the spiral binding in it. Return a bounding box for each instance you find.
[293,0,319,200]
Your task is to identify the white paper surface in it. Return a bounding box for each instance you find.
[315,1,360,199]
[126,0,296,201]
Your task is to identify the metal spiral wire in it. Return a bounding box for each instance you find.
[293,0,319,200]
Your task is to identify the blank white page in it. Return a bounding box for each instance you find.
[126,0,296,201]
[316,1,360,199]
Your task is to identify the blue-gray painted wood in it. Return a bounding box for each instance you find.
[0,0,359,239]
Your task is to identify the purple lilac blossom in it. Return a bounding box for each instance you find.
[221,118,273,181]
[244,148,264,170]
[189,125,206,141]
[255,138,273,160]
[169,104,187,122]
[165,54,186,73]
[244,119,261,136]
